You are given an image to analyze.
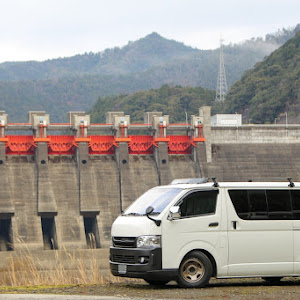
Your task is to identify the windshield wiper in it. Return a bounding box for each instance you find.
[122,212,144,216]
[149,212,160,215]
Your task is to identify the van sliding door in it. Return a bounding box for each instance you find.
[227,189,293,277]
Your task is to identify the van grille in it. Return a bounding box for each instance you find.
[113,237,136,248]
[113,254,136,264]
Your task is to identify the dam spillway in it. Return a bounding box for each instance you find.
[0,110,205,254]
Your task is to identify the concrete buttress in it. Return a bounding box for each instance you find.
[154,142,170,185]
[76,142,100,214]
[0,143,14,215]
[36,143,57,214]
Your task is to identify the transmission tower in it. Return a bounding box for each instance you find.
[215,36,228,102]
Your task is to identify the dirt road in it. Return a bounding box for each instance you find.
[1,277,300,299]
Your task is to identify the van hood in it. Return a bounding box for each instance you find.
[111,215,162,237]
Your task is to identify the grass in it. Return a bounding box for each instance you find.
[0,220,136,287]
[1,250,98,286]
[0,241,129,287]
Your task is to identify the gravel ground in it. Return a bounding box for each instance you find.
[1,277,300,299]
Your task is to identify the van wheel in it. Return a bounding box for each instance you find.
[178,251,212,288]
[262,277,283,285]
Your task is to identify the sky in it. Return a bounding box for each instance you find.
[0,0,299,63]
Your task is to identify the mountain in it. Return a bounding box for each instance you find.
[90,84,216,123]
[1,27,299,82]
[0,26,299,122]
[224,30,300,124]
[0,33,198,81]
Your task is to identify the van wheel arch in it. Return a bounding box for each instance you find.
[183,249,217,278]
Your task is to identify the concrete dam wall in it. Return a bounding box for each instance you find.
[1,107,300,275]
[204,143,300,181]
[0,110,204,255]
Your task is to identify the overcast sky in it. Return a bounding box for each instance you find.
[0,0,299,63]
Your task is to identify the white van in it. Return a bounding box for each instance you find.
[110,178,300,287]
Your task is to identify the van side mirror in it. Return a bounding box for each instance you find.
[168,206,181,221]
[146,206,154,215]
[145,206,161,226]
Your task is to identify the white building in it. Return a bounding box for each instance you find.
[211,114,242,126]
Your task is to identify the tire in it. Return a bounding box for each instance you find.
[262,277,283,285]
[177,251,212,288]
[144,279,169,286]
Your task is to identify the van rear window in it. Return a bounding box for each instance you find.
[229,189,295,220]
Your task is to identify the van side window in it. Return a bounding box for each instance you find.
[229,189,293,220]
[266,190,292,219]
[248,190,268,219]
[180,190,217,218]
[228,190,250,219]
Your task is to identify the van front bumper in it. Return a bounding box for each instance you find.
[110,247,177,281]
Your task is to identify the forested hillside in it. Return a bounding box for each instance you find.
[0,25,299,122]
[90,84,216,123]
[225,30,300,124]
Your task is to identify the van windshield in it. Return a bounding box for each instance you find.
[123,187,183,216]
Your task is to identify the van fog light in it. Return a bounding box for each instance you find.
[136,235,161,248]
[138,256,149,264]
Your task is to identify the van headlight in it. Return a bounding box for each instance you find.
[136,235,161,248]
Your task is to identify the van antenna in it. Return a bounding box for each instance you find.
[288,178,295,187]
[212,177,219,187]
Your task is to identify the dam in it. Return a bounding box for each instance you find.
[1,106,300,275]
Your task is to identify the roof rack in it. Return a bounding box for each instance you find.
[288,178,295,187]
[211,177,219,187]
[248,177,295,187]
[169,178,208,185]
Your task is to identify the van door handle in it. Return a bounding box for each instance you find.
[209,222,219,227]
[232,221,237,230]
